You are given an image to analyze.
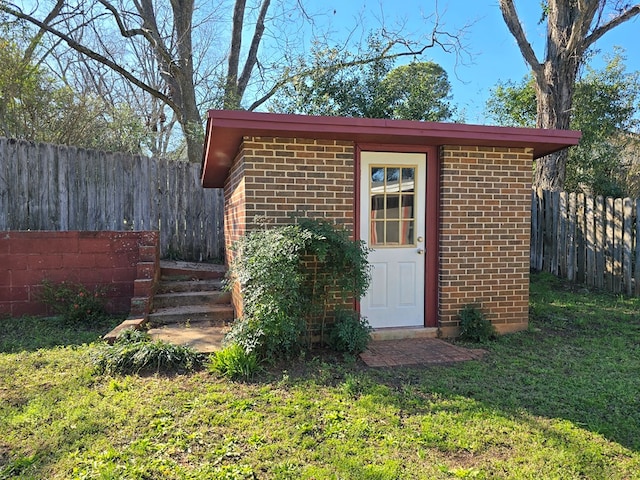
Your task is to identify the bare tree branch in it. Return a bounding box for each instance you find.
[0,2,179,113]
[238,0,271,98]
[583,4,640,49]
[498,0,543,77]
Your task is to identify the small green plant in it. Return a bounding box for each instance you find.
[208,343,261,380]
[92,328,204,375]
[327,309,372,354]
[38,279,108,324]
[458,305,497,342]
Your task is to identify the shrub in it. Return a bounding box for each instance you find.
[208,344,261,380]
[226,218,371,362]
[327,309,372,354]
[92,328,204,375]
[458,305,497,342]
[38,279,108,324]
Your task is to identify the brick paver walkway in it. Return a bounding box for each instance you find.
[360,338,486,367]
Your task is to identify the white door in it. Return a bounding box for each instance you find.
[359,152,426,328]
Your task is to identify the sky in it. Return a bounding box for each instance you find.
[316,0,640,125]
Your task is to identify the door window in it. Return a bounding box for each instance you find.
[370,166,416,246]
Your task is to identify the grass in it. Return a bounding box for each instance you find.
[1,273,639,479]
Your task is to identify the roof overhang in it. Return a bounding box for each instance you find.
[201,109,581,188]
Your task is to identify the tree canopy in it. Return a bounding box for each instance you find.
[269,39,454,122]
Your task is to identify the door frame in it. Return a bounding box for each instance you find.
[355,144,439,328]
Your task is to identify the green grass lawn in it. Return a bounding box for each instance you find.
[1,273,639,479]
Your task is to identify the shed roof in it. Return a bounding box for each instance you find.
[201,109,581,188]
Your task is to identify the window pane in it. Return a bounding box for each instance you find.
[401,195,414,218]
[386,221,400,244]
[401,221,414,245]
[386,168,400,192]
[402,168,414,182]
[371,195,384,218]
[386,195,400,219]
[371,167,384,192]
[371,221,385,245]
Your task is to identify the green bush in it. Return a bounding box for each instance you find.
[38,279,108,324]
[327,309,372,354]
[92,328,204,375]
[208,344,261,380]
[227,218,371,361]
[458,305,497,342]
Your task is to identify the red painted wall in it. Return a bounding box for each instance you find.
[0,231,159,318]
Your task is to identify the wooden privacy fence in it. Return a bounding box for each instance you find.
[531,189,640,296]
[0,138,224,261]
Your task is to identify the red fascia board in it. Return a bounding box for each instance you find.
[201,109,581,188]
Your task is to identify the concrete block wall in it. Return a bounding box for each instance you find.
[438,146,533,335]
[0,231,159,318]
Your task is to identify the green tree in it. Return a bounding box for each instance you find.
[486,52,640,197]
[270,40,454,121]
[0,36,149,153]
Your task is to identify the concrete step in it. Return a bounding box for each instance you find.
[370,327,439,341]
[160,260,226,281]
[148,304,234,327]
[153,290,231,309]
[156,279,224,294]
[148,324,228,353]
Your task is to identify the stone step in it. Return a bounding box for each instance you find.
[148,324,228,353]
[153,290,231,309]
[148,304,234,327]
[160,260,226,281]
[156,279,224,294]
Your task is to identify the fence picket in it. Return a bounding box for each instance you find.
[594,196,605,289]
[567,193,576,281]
[0,137,223,260]
[613,198,623,293]
[585,195,595,287]
[623,198,633,295]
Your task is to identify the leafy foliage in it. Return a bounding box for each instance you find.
[269,37,455,121]
[327,309,372,355]
[226,218,371,361]
[0,37,149,153]
[38,279,108,325]
[208,343,261,380]
[457,305,496,343]
[485,51,640,197]
[92,328,204,375]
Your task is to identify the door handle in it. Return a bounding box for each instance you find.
[417,248,424,255]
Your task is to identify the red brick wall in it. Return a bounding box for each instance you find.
[439,146,532,335]
[0,231,159,318]
[239,136,355,233]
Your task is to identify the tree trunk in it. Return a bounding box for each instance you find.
[532,58,578,190]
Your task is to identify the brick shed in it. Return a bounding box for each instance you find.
[201,110,580,337]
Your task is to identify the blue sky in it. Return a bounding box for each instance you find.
[318,0,640,124]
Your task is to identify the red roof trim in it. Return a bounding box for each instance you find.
[201,109,581,188]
